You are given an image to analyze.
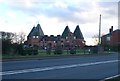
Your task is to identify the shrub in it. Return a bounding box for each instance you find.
[2,39,12,54]
[46,49,51,55]
[22,49,29,55]
[91,49,98,54]
[33,49,38,55]
[17,44,24,55]
[22,49,38,56]
[70,49,76,54]
[54,49,63,54]
[54,45,63,55]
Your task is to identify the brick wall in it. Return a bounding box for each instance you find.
[110,30,120,46]
[27,38,40,46]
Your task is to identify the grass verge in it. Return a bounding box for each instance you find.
[2,50,115,61]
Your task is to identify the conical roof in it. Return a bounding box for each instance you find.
[28,24,44,37]
[35,24,44,36]
[62,25,71,38]
[28,26,35,37]
[74,25,84,39]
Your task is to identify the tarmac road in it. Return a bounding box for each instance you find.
[1,53,119,80]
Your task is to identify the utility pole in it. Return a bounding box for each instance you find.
[98,14,101,54]
[98,14,101,45]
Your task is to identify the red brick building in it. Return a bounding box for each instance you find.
[101,26,120,47]
[110,29,120,46]
[27,24,85,49]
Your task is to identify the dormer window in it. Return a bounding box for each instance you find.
[36,36,39,38]
[33,36,35,38]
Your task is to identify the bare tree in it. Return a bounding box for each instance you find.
[13,33,19,43]
[18,32,26,44]
[12,32,26,44]
[0,31,14,40]
[92,34,99,45]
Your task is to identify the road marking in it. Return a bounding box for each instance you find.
[100,74,120,81]
[1,60,119,76]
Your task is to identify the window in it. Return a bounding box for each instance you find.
[107,36,110,41]
[66,36,68,39]
[74,37,76,39]
[33,36,35,38]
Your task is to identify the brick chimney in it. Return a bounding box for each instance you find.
[109,26,113,33]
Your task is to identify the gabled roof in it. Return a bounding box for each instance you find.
[28,24,44,37]
[112,29,120,33]
[102,29,120,38]
[102,33,111,37]
[62,25,71,38]
[74,25,84,39]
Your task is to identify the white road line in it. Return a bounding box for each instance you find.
[104,74,120,80]
[100,74,120,81]
[1,60,119,76]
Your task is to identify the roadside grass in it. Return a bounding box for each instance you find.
[2,49,89,59]
[2,49,114,60]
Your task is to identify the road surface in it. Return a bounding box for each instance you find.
[1,53,119,80]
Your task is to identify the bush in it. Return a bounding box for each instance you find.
[2,39,12,54]
[22,49,38,56]
[17,44,24,55]
[33,49,38,55]
[70,49,76,54]
[46,49,51,55]
[22,49,28,55]
[54,45,63,55]
[54,49,63,54]
[91,49,98,54]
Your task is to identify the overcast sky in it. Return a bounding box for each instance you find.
[0,0,119,45]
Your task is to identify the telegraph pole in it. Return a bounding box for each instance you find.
[98,14,101,54]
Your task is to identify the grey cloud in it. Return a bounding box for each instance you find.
[5,1,118,24]
[41,3,94,24]
[98,2,118,17]
[5,1,93,24]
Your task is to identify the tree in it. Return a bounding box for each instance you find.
[92,34,99,45]
[12,32,26,55]
[1,31,14,54]
[1,31,26,55]
[18,32,26,44]
[1,31,14,41]
[12,32,26,44]
[13,33,19,43]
